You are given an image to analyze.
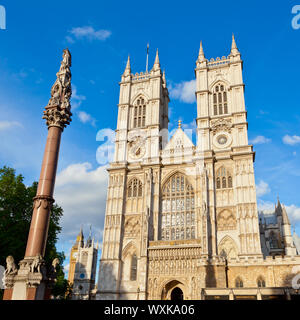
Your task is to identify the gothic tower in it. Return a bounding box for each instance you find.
[68,227,84,284]
[195,35,262,258]
[97,51,169,300]
[72,228,98,300]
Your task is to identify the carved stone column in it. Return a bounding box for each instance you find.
[3,49,72,300]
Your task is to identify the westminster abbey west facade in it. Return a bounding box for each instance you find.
[96,36,300,300]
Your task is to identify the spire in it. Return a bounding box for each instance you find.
[230,33,240,56]
[282,204,291,225]
[86,225,92,247]
[178,120,182,129]
[123,55,131,76]
[275,197,283,217]
[198,41,205,62]
[152,49,160,71]
[76,226,84,248]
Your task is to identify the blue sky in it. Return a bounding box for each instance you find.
[1,1,300,274]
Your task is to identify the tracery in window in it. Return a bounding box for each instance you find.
[213,83,228,116]
[161,173,195,240]
[133,97,146,128]
[216,167,233,189]
[127,178,143,198]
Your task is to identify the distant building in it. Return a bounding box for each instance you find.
[68,228,98,300]
[259,200,297,257]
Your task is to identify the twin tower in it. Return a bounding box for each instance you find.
[96,36,299,301]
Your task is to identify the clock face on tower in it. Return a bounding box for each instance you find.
[72,252,78,259]
[129,136,146,160]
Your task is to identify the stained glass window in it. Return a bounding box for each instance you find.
[161,173,196,240]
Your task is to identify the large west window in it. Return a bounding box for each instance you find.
[161,173,195,240]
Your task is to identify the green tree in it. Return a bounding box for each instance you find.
[0,166,71,299]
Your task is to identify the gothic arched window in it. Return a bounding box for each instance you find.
[213,83,228,116]
[161,173,195,241]
[216,167,233,189]
[130,254,137,281]
[133,97,146,128]
[257,277,266,288]
[127,178,143,198]
[235,277,243,288]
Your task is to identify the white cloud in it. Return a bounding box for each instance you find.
[66,26,111,43]
[249,135,271,145]
[285,205,300,224]
[77,111,96,126]
[54,163,108,248]
[0,121,22,131]
[257,200,275,214]
[169,80,196,103]
[283,135,300,146]
[257,200,300,225]
[256,180,271,197]
[71,85,86,110]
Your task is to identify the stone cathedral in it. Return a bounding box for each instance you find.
[96,36,300,300]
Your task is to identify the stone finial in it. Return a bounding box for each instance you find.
[43,48,72,130]
[230,33,240,56]
[178,120,182,129]
[123,55,131,76]
[198,41,205,62]
[152,49,160,71]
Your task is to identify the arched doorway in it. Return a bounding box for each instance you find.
[171,287,184,301]
[161,280,185,300]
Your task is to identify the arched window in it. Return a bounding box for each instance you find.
[212,83,228,116]
[216,167,233,189]
[133,97,146,128]
[235,277,243,288]
[257,277,266,288]
[161,173,195,241]
[130,254,137,281]
[127,178,143,198]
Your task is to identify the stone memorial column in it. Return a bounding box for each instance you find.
[3,49,72,300]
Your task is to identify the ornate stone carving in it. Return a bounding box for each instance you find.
[43,49,72,130]
[4,256,18,276]
[211,118,232,134]
[30,254,43,273]
[217,209,237,231]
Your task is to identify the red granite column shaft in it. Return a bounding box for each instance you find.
[25,125,62,257]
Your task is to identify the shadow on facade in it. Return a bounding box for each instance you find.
[205,257,217,288]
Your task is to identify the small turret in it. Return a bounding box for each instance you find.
[123,55,131,76]
[152,49,161,72]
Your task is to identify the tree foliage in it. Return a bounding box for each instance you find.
[0,166,71,299]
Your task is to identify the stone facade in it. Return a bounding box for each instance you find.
[96,38,300,300]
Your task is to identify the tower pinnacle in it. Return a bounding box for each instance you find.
[123,55,131,76]
[152,49,160,71]
[198,41,205,62]
[230,33,240,56]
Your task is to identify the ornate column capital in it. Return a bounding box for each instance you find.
[43,48,72,130]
